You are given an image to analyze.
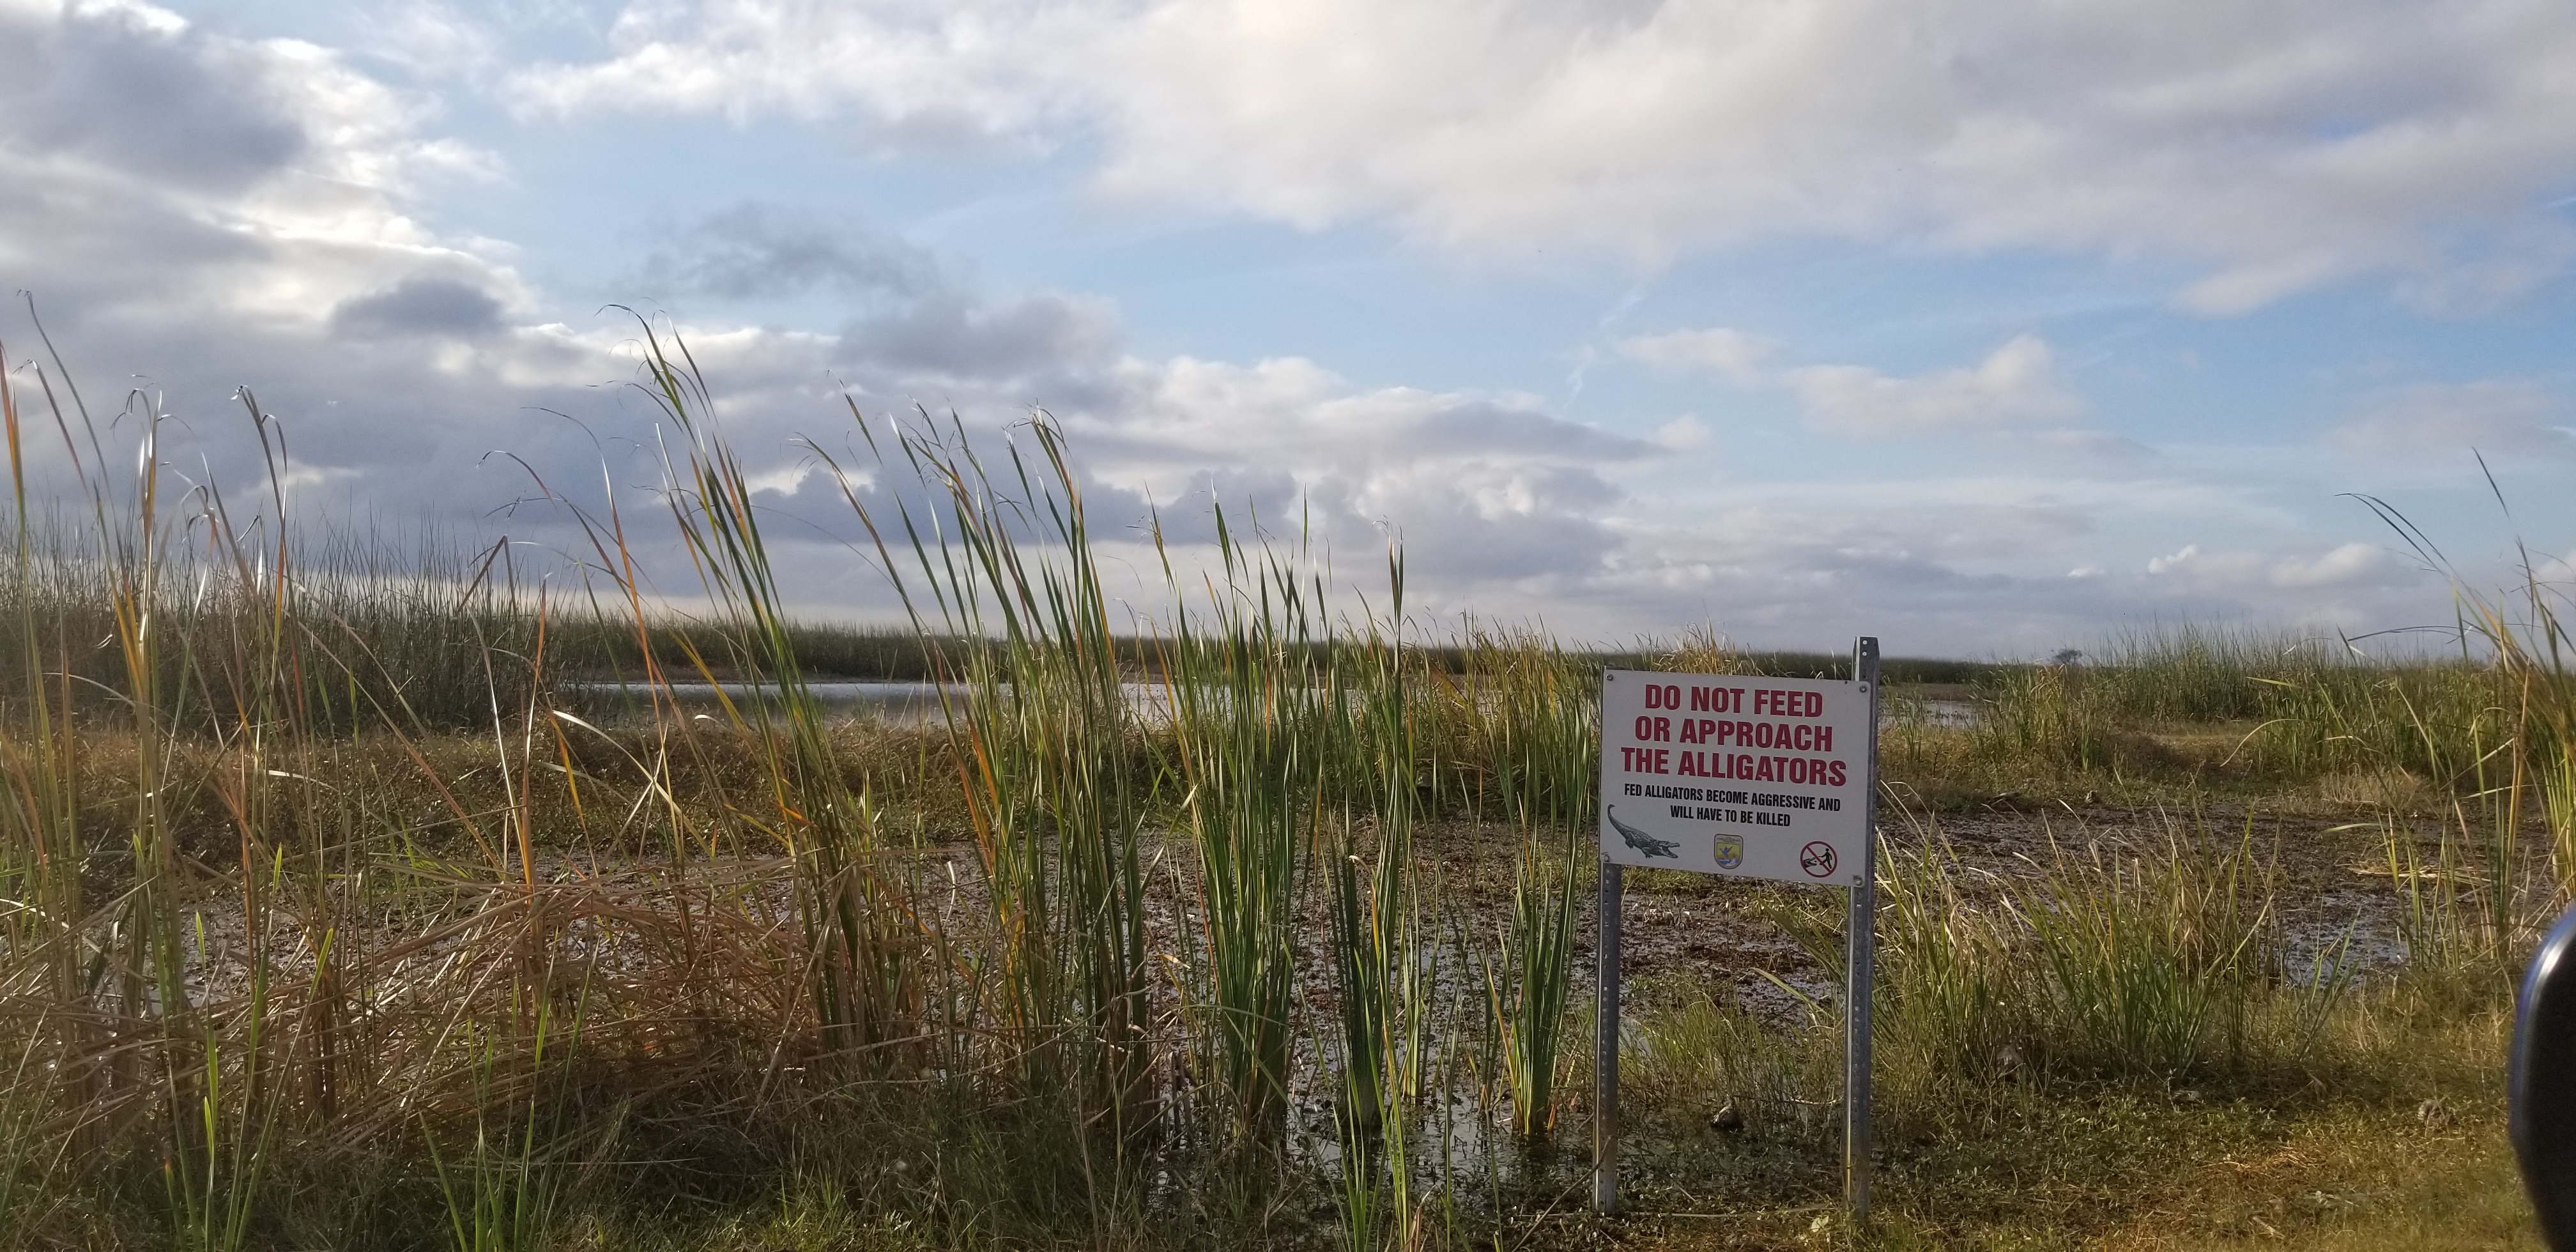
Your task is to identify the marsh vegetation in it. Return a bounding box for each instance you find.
[0,335,2555,1249]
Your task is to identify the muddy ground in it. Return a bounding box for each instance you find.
[132,791,2484,1239]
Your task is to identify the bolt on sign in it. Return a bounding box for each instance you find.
[1597,669,1871,886]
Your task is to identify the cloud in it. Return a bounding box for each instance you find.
[2016,427,2153,459]
[0,0,2485,656]
[1618,327,1774,384]
[1556,485,2442,655]
[510,0,1088,146]
[2140,540,2405,593]
[0,1,1665,616]
[13,1,306,193]
[353,0,505,82]
[1649,416,1709,450]
[1066,356,1655,586]
[622,202,1123,392]
[332,276,508,340]
[0,0,505,340]
[840,289,1121,385]
[632,202,945,301]
[2331,380,2575,460]
[1786,335,2085,438]
[515,0,2576,310]
[2271,542,2396,588]
[2147,544,2202,575]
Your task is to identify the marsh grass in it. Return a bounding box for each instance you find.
[423,1002,590,1252]
[1957,620,2573,811]
[1616,803,2381,1236]
[0,325,2556,1249]
[1153,515,1334,1147]
[1480,824,1579,1140]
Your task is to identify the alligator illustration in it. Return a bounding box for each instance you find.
[1606,806,1680,859]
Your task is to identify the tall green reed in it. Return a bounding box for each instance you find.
[1970,660,2108,774]
[164,914,280,1252]
[0,322,919,1244]
[1480,828,1577,1140]
[0,345,292,1244]
[1153,509,1332,1145]
[0,341,88,1186]
[2343,489,2576,921]
[1328,554,1438,1251]
[1445,629,1591,1140]
[825,405,1153,1147]
[20,317,2453,1244]
[633,325,919,1063]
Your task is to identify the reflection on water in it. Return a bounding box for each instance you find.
[563,680,1177,725]
[566,680,1979,729]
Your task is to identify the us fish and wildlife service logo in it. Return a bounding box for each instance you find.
[1713,836,1744,870]
[1799,841,1839,878]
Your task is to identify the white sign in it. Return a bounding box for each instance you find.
[1597,668,1871,886]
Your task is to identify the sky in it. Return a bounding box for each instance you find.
[5,0,2576,656]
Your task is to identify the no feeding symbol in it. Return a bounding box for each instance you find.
[1594,639,1883,1223]
[1800,841,1838,878]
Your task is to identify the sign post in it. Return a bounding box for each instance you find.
[1593,857,1621,1214]
[1591,639,1882,1220]
[1845,636,1879,1221]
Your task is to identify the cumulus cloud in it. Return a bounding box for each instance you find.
[510,0,1093,146]
[516,0,2576,310]
[0,0,505,339]
[2147,544,2203,575]
[2141,540,2407,595]
[0,3,1670,620]
[1786,335,2085,438]
[840,289,1120,386]
[15,3,305,192]
[0,0,2478,654]
[2271,542,2397,588]
[621,202,1124,395]
[352,0,507,82]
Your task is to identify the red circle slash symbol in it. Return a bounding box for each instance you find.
[1799,841,1838,878]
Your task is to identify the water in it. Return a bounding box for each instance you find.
[563,679,1178,725]
[568,680,1977,729]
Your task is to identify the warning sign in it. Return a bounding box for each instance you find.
[1597,669,1872,885]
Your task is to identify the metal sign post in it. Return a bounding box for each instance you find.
[1591,638,1880,1222]
[1593,857,1622,1214]
[1846,637,1880,1222]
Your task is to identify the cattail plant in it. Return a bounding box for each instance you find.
[1329,553,1438,1251]
[824,402,1154,1150]
[1446,628,1591,1139]
[634,324,920,1064]
[1154,508,1331,1145]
